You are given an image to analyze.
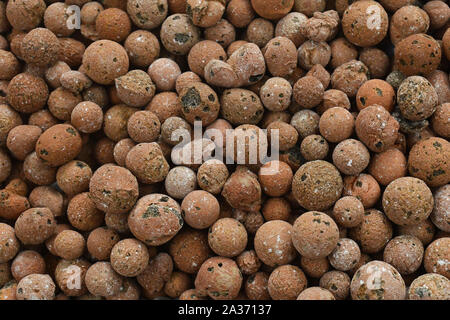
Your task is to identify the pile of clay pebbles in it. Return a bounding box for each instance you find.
[0,0,449,300]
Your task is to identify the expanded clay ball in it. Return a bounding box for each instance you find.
[293,76,324,109]
[47,87,82,121]
[16,274,55,301]
[0,223,20,263]
[87,227,120,261]
[181,190,220,230]
[423,238,450,278]
[85,262,123,297]
[0,104,22,146]
[394,34,441,77]
[408,137,450,188]
[343,174,381,209]
[251,0,293,20]
[431,185,450,233]
[258,160,293,197]
[292,211,339,259]
[208,218,248,257]
[349,209,393,254]
[389,6,430,46]
[397,76,438,122]
[328,238,361,271]
[186,0,225,28]
[0,263,11,287]
[262,198,291,221]
[71,101,103,134]
[164,271,192,298]
[7,73,49,114]
[408,273,450,300]
[23,151,57,186]
[368,148,407,186]
[275,12,308,47]
[297,287,335,300]
[128,193,183,246]
[188,40,227,77]
[332,139,370,176]
[355,104,400,153]
[222,166,262,212]
[115,70,155,108]
[263,37,297,78]
[160,14,201,55]
[61,71,92,93]
[29,186,64,217]
[246,18,274,48]
[110,239,149,277]
[297,40,331,70]
[356,79,395,112]
[350,261,406,300]
[427,72,450,108]
[82,40,129,85]
[5,0,46,32]
[204,18,236,48]
[342,1,388,47]
[103,104,137,142]
[267,121,298,151]
[331,60,369,98]
[329,38,358,70]
[95,8,131,42]
[227,43,266,87]
[0,150,11,184]
[0,50,20,81]
[148,58,181,92]
[165,166,197,199]
[54,230,86,260]
[179,82,220,126]
[89,164,139,214]
[195,257,242,300]
[14,208,56,245]
[292,160,343,211]
[398,219,436,246]
[6,125,42,161]
[125,30,160,68]
[147,92,182,123]
[319,107,354,143]
[197,159,229,195]
[268,265,307,300]
[332,196,364,228]
[125,142,169,184]
[260,77,292,112]
[300,134,329,161]
[359,47,390,80]
[220,88,264,125]
[67,193,104,232]
[383,235,424,275]
[319,271,351,300]
[160,116,191,146]
[236,250,261,275]
[127,111,160,143]
[55,259,91,297]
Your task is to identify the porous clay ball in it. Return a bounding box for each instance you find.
[7,73,49,114]
[127,111,160,143]
[87,227,120,261]
[110,239,149,277]
[71,101,103,134]
[0,223,20,263]
[204,18,236,48]
[350,261,406,300]
[292,211,339,259]
[165,166,197,199]
[343,172,381,207]
[95,8,131,42]
[227,43,266,87]
[0,50,20,81]
[254,220,296,267]
[332,196,364,228]
[251,0,293,20]
[6,125,42,161]
[431,185,450,233]
[195,257,242,300]
[0,104,22,146]
[125,30,160,68]
[222,167,262,212]
[148,58,181,92]
[398,219,435,246]
[47,87,82,121]
[383,235,424,275]
[188,40,227,77]
[408,137,450,188]
[236,250,261,275]
[397,76,438,122]
[423,238,450,278]
[160,14,201,55]
[368,148,407,186]
[263,37,297,78]
[293,76,324,109]
[208,218,247,257]
[6,0,46,32]
[268,265,307,300]
[89,164,139,214]
[319,107,354,143]
[297,287,335,300]
[81,40,129,85]
[258,160,293,197]
[306,64,330,89]
[115,70,155,108]
[16,274,55,300]
[186,0,225,28]
[164,272,192,298]
[14,208,56,245]
[292,160,343,211]
[85,262,123,297]
[220,88,264,125]
[275,12,308,47]
[359,47,390,79]
[348,209,393,254]
[54,230,86,260]
[319,271,351,300]
[297,40,331,70]
[331,60,369,97]
[56,161,92,196]
[125,143,169,184]
[55,258,90,297]
[300,134,329,161]
[179,82,220,126]
[394,34,441,77]
[329,38,358,70]
[11,250,45,282]
[267,121,298,151]
[260,77,292,112]
[389,5,430,46]
[128,193,183,246]
[67,193,104,232]
[432,103,450,139]
[246,18,274,48]
[197,159,229,195]
[21,28,60,67]
[332,139,370,176]
[328,238,361,271]
[181,190,220,230]
[408,273,450,300]
[342,1,388,47]
[355,104,400,152]
[356,79,395,112]
[126,0,167,29]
